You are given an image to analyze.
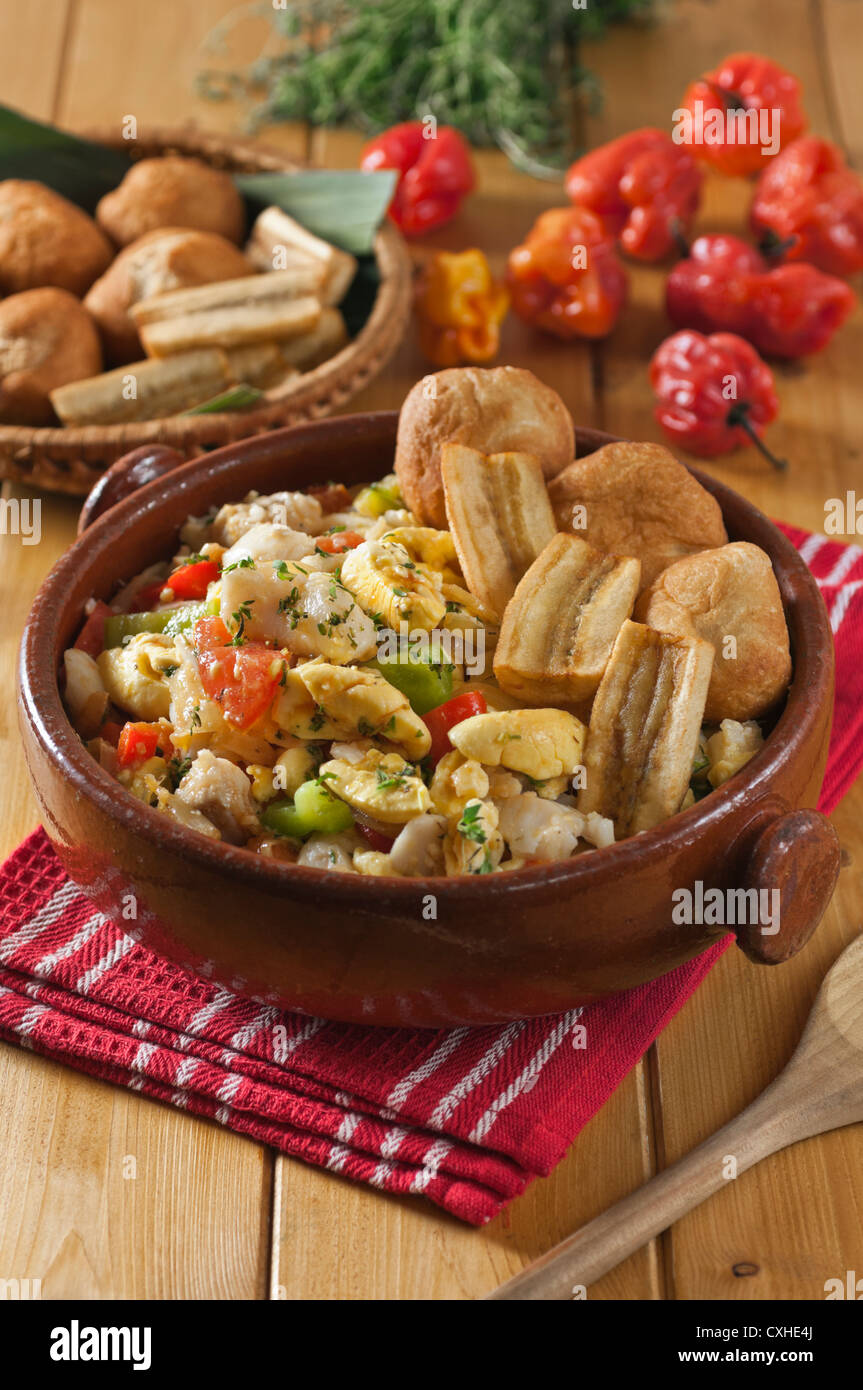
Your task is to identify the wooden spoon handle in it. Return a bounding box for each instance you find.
[486,1077,807,1300]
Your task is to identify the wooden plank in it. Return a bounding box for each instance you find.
[56,0,307,158]
[0,0,71,121]
[583,0,863,1300]
[0,1047,271,1298]
[271,1064,662,1300]
[819,0,863,164]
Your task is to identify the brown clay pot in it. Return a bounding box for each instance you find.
[17,414,839,1027]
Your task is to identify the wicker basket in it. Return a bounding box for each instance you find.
[0,125,414,496]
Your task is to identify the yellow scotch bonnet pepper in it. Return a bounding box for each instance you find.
[414,248,509,367]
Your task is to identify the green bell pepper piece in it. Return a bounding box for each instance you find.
[163,595,220,636]
[354,480,401,518]
[104,596,219,648]
[368,653,453,715]
[260,779,353,840]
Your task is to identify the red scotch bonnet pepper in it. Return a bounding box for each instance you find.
[650,330,786,468]
[677,52,807,177]
[751,136,863,278]
[666,233,856,358]
[506,207,627,339]
[565,128,702,262]
[359,121,475,236]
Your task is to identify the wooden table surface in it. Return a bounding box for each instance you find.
[1,0,861,1301]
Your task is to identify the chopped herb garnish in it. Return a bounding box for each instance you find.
[167,754,192,789]
[230,599,254,645]
[457,803,486,844]
[375,765,409,792]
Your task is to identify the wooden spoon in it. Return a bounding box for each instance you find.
[486,933,863,1300]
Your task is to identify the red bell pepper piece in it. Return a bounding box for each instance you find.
[678,52,807,177]
[131,580,167,612]
[131,560,219,611]
[650,330,785,467]
[565,128,702,262]
[423,691,487,766]
[666,234,856,358]
[356,821,397,854]
[165,559,220,601]
[314,530,365,555]
[193,616,284,731]
[117,721,170,768]
[505,207,627,340]
[750,136,863,278]
[359,121,475,236]
[74,600,113,657]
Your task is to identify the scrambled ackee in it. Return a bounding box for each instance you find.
[63,471,764,876]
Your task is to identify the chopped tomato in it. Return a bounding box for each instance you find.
[423,691,487,765]
[193,616,284,731]
[315,530,365,555]
[167,559,220,600]
[74,601,113,657]
[117,721,169,767]
[194,614,232,648]
[100,720,125,746]
[356,821,396,853]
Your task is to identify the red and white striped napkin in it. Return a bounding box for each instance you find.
[0,523,860,1225]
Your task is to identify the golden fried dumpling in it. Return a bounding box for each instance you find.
[0,288,102,424]
[0,180,112,295]
[548,441,727,591]
[96,156,245,247]
[395,366,574,528]
[636,542,791,721]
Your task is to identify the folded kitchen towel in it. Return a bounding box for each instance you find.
[0,523,860,1226]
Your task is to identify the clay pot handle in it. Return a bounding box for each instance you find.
[735,809,840,965]
[77,445,188,535]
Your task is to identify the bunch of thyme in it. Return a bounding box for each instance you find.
[198,0,655,175]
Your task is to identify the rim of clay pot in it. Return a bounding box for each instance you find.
[18,412,833,905]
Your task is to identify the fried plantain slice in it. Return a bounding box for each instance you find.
[494,533,641,704]
[577,619,713,837]
[440,443,556,616]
